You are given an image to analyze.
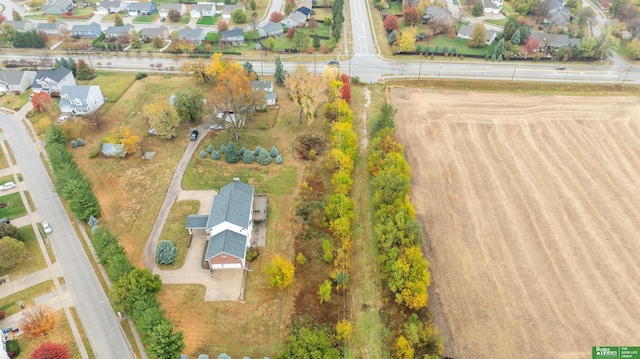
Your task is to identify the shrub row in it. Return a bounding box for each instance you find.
[368,105,444,358]
[200,142,283,165]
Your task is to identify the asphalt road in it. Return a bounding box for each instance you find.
[0,113,134,359]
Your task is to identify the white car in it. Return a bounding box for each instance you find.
[0,182,16,191]
[42,222,52,234]
[58,115,69,124]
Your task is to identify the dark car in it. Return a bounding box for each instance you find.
[327,60,339,65]
[416,32,426,41]
[160,17,166,22]
[190,130,199,141]
[555,65,567,70]
[0,218,10,224]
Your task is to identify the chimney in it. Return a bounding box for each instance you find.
[233,177,240,182]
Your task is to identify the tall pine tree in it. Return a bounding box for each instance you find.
[274,56,285,85]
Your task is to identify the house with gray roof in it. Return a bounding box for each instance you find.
[105,24,134,38]
[32,66,76,96]
[252,80,276,106]
[483,0,503,14]
[457,24,498,45]
[71,22,103,38]
[422,6,451,25]
[186,179,267,269]
[158,3,186,18]
[141,25,169,40]
[96,0,127,14]
[36,21,68,35]
[42,0,74,15]
[544,0,571,29]
[258,21,283,38]
[4,21,35,33]
[531,31,581,52]
[59,85,105,115]
[190,3,217,18]
[128,1,157,16]
[0,70,36,94]
[220,27,244,45]
[221,4,245,19]
[281,11,307,28]
[178,27,206,44]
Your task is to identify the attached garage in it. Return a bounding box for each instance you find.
[205,230,247,270]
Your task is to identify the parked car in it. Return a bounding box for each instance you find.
[209,124,224,130]
[42,222,52,234]
[0,182,16,191]
[0,218,10,224]
[58,115,69,124]
[327,60,339,65]
[416,32,426,41]
[555,65,567,70]
[190,130,199,141]
[160,17,166,22]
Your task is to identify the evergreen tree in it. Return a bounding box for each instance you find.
[274,56,285,85]
[242,150,255,163]
[225,142,241,163]
[313,34,321,50]
[511,29,521,45]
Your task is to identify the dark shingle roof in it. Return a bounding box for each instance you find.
[205,230,247,260]
[141,25,167,37]
[186,214,209,229]
[206,180,254,229]
[0,70,27,86]
[221,27,244,39]
[260,21,282,34]
[32,66,72,88]
[296,6,310,16]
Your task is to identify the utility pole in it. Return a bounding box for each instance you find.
[511,64,517,81]
[314,53,316,75]
[418,61,422,79]
[260,55,264,76]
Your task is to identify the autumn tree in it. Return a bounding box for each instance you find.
[168,8,181,22]
[217,19,229,32]
[318,279,332,303]
[47,15,56,23]
[104,126,141,154]
[397,27,417,52]
[468,23,487,48]
[0,236,26,271]
[309,16,319,32]
[403,6,420,26]
[284,66,328,124]
[143,103,179,139]
[205,52,225,83]
[31,342,70,359]
[628,38,640,59]
[267,254,295,289]
[286,27,296,39]
[523,35,540,53]
[76,59,94,80]
[340,76,351,102]
[173,89,204,122]
[114,14,124,26]
[130,29,142,48]
[21,304,56,338]
[384,14,399,32]
[180,57,210,82]
[12,9,22,21]
[31,92,53,112]
[394,335,414,359]
[270,11,284,22]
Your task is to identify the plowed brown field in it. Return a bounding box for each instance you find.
[391,88,640,359]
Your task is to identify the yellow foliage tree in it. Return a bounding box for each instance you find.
[335,320,353,342]
[267,254,295,289]
[103,126,141,155]
[20,304,56,338]
[394,335,414,359]
[397,27,417,53]
[468,23,487,48]
[205,53,225,83]
[284,66,328,125]
[180,57,209,82]
[143,102,179,140]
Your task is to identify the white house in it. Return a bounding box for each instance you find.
[220,4,245,19]
[0,70,36,94]
[32,66,76,96]
[483,0,503,14]
[457,24,498,45]
[96,0,127,14]
[190,3,217,18]
[59,85,105,115]
[252,80,276,106]
[1,329,9,359]
[281,11,307,28]
[158,3,187,18]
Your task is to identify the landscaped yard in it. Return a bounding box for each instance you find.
[16,310,82,358]
[0,226,47,279]
[0,280,55,317]
[133,14,159,23]
[196,14,220,25]
[424,35,497,55]
[0,191,27,219]
[156,200,200,269]
[0,91,31,111]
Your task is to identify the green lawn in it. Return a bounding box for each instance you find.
[388,0,403,14]
[181,14,191,24]
[196,14,220,25]
[0,226,47,279]
[0,280,55,317]
[156,200,200,269]
[0,91,31,111]
[133,14,159,23]
[616,42,639,61]
[0,192,27,219]
[425,36,497,55]
[77,72,137,101]
[485,18,508,26]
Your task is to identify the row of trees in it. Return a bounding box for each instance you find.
[368,105,443,358]
[331,0,345,43]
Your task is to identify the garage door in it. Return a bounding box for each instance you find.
[223,263,242,269]
[210,264,223,269]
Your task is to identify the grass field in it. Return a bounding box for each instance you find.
[0,226,47,279]
[0,91,30,111]
[0,191,27,219]
[133,14,159,23]
[392,87,640,358]
[196,14,220,25]
[0,147,8,169]
[77,72,137,101]
[0,280,55,317]
[156,200,200,269]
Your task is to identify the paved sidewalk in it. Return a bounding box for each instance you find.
[0,264,61,300]
[0,284,74,335]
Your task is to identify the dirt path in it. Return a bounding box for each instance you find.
[360,87,371,150]
[392,88,640,359]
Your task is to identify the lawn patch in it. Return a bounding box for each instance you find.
[17,310,82,358]
[0,226,47,279]
[197,14,219,25]
[77,71,136,101]
[0,91,30,111]
[133,14,158,23]
[0,280,54,317]
[157,200,200,269]
[0,192,27,219]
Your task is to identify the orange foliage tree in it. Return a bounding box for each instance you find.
[20,304,56,338]
[31,342,70,359]
[31,92,53,112]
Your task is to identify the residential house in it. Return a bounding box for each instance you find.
[96,1,127,14]
[101,143,125,157]
[128,2,157,16]
[71,22,103,38]
[32,66,76,96]
[543,0,571,29]
[1,330,8,359]
[422,6,452,25]
[42,0,74,15]
[36,21,68,35]
[457,24,498,45]
[141,25,169,40]
[158,3,187,18]
[402,0,419,5]
[178,27,206,45]
[220,4,245,19]
[190,3,217,18]
[531,31,581,52]
[4,21,35,33]
[483,0,503,14]
[0,70,36,94]
[59,85,105,115]
[105,24,134,39]
[220,27,244,45]
[281,11,307,28]
[296,6,311,18]
[297,0,313,9]
[252,80,276,106]
[258,21,284,38]
[186,179,264,270]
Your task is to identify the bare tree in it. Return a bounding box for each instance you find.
[88,110,102,129]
